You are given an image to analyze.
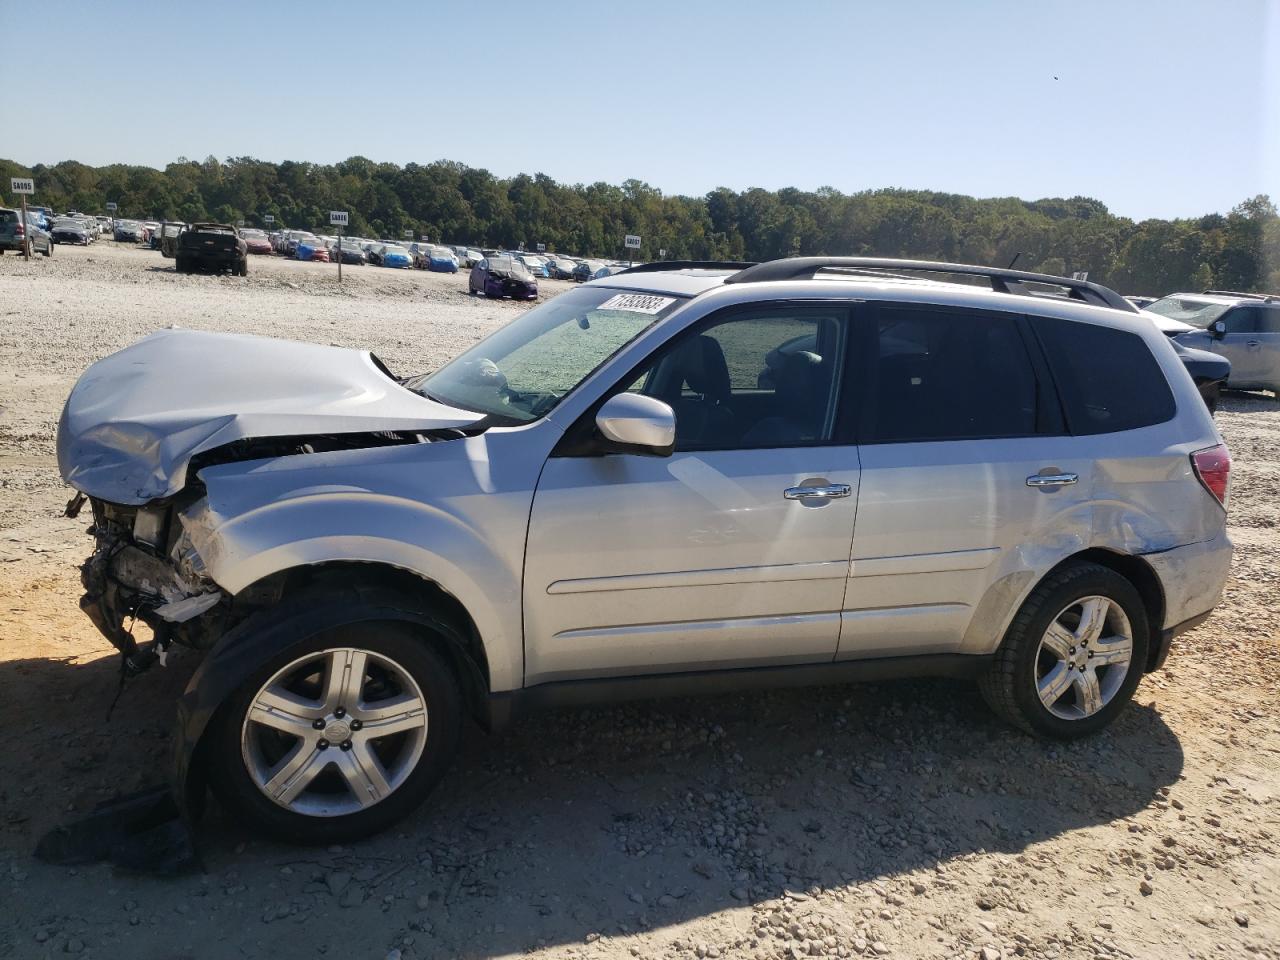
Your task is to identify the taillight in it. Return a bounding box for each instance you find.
[14,223,24,237]
[1191,443,1230,508]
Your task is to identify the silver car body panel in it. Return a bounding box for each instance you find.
[181,422,559,692]
[56,329,483,504]
[58,271,1232,696]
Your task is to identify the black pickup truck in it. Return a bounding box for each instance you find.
[175,223,249,276]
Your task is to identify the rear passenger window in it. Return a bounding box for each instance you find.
[866,308,1039,442]
[1036,318,1175,434]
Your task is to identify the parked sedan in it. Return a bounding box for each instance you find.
[239,229,273,255]
[114,220,144,242]
[50,218,91,245]
[329,238,366,264]
[547,257,578,280]
[425,246,458,273]
[295,237,330,263]
[573,259,605,282]
[469,255,538,299]
[369,243,412,268]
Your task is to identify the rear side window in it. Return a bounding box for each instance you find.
[864,307,1040,443]
[1036,318,1175,434]
[1260,308,1280,334]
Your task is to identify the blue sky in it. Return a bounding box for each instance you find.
[8,0,1277,220]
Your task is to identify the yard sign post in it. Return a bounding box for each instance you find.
[330,210,349,282]
[11,177,35,261]
[624,233,642,267]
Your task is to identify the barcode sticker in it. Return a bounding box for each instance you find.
[596,293,675,314]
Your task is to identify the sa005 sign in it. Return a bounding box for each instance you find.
[329,210,349,227]
[11,177,35,195]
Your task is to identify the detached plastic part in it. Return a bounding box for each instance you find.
[34,786,198,875]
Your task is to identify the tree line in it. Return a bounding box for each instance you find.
[3,155,1276,294]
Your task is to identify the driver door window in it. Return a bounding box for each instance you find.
[628,309,848,450]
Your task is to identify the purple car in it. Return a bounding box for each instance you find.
[469,255,538,300]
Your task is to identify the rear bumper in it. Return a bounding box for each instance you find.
[1142,531,1232,670]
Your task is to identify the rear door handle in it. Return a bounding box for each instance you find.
[1026,473,1078,488]
[784,483,852,501]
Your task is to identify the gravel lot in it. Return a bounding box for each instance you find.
[0,242,1277,960]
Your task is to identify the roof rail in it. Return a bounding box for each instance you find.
[1203,289,1279,302]
[618,260,757,275]
[724,257,1134,312]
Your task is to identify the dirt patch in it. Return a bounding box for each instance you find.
[0,243,1277,960]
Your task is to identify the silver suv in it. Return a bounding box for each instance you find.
[56,258,1233,842]
[1146,290,1280,395]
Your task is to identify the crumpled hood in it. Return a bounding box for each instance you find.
[57,328,483,504]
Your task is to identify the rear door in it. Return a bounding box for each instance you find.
[837,302,1094,660]
[523,302,860,685]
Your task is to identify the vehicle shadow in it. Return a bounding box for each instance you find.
[0,651,1184,957]
[1220,389,1280,412]
[204,675,1183,957]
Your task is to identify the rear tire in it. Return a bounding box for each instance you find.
[1199,381,1221,415]
[979,562,1149,739]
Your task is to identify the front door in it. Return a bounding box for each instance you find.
[1212,307,1270,386]
[524,303,859,686]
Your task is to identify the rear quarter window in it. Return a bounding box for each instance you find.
[1035,318,1175,434]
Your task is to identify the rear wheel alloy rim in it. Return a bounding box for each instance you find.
[240,647,428,817]
[1035,596,1133,720]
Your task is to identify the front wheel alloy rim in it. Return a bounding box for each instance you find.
[1035,596,1133,721]
[240,647,428,817]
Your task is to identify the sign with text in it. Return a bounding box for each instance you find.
[624,234,641,249]
[403,229,413,238]
[10,177,34,195]
[329,210,349,227]
[1071,270,1089,281]
[536,243,545,252]
[264,214,275,224]
[106,202,118,212]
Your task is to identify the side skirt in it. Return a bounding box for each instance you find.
[484,654,990,730]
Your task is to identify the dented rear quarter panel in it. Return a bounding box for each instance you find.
[185,422,562,692]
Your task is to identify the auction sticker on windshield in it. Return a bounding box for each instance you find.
[596,293,676,314]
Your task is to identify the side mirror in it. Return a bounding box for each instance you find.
[1211,320,1227,338]
[595,393,676,457]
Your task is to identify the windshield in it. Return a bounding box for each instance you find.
[407,286,686,422]
[489,256,531,278]
[1145,296,1234,328]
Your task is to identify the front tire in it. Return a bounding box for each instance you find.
[979,562,1148,739]
[207,619,462,844]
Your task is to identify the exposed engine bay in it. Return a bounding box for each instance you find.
[69,429,457,676]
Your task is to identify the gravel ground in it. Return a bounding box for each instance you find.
[0,242,1277,960]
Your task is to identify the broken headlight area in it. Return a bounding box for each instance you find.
[76,496,227,675]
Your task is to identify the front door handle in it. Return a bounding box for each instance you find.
[1246,339,1261,349]
[1026,472,1078,488]
[784,483,851,501]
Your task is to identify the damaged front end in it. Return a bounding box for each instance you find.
[70,491,228,677]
